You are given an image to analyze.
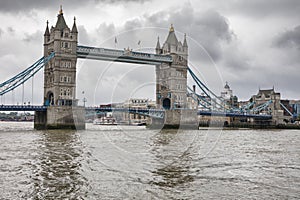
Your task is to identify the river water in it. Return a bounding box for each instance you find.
[0,122,299,199]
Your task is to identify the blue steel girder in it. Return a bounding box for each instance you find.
[0,105,47,111]
[251,100,272,113]
[77,45,172,65]
[86,107,165,119]
[198,110,272,120]
[280,102,294,117]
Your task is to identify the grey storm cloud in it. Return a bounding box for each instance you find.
[119,3,235,61]
[274,25,300,50]
[7,27,15,34]
[219,0,300,18]
[95,0,150,3]
[0,0,150,13]
[0,28,3,38]
[96,23,116,41]
[23,31,43,43]
[78,25,91,45]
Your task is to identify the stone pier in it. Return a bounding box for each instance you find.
[34,106,85,130]
[149,109,198,129]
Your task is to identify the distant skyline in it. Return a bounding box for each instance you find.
[0,0,299,106]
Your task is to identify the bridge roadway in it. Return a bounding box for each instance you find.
[0,105,272,120]
[198,110,272,120]
[77,45,173,65]
[0,105,47,112]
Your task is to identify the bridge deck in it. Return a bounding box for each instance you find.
[198,110,272,120]
[0,105,272,120]
[77,45,173,65]
[0,105,47,111]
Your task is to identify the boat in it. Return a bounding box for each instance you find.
[130,120,147,126]
[93,117,118,125]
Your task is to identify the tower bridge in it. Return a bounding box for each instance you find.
[0,7,276,129]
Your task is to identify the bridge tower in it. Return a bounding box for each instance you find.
[34,6,85,129]
[154,25,197,128]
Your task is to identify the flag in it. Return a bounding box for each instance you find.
[138,40,141,45]
[115,37,117,44]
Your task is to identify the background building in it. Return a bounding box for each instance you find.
[220,82,238,109]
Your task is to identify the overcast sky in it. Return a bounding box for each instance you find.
[0,0,299,106]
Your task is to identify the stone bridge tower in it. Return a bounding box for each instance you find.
[155,24,188,110]
[35,7,85,129]
[154,25,197,128]
[43,6,78,106]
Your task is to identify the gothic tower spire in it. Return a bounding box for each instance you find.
[55,5,68,31]
[71,16,78,33]
[183,33,188,47]
[44,20,50,36]
[155,36,161,54]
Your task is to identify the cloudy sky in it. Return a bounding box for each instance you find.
[0,0,299,106]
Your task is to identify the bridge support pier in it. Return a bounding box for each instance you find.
[149,109,198,129]
[34,106,85,130]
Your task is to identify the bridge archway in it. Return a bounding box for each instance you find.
[162,98,171,110]
[45,91,54,106]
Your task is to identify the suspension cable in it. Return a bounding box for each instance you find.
[188,67,230,111]
[188,69,225,110]
[12,89,15,105]
[32,75,34,105]
[0,52,54,96]
[22,83,24,106]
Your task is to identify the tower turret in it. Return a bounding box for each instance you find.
[183,33,188,52]
[43,21,50,54]
[44,21,50,39]
[71,17,78,33]
[162,24,178,53]
[155,36,161,54]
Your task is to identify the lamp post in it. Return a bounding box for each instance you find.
[83,97,87,107]
[82,91,86,107]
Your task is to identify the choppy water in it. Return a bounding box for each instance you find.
[0,122,299,199]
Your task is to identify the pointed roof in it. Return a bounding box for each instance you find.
[224,82,230,89]
[55,6,69,31]
[165,24,178,46]
[71,17,78,33]
[156,36,160,49]
[44,20,50,36]
[183,33,188,47]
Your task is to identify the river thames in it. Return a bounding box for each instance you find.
[0,122,299,199]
